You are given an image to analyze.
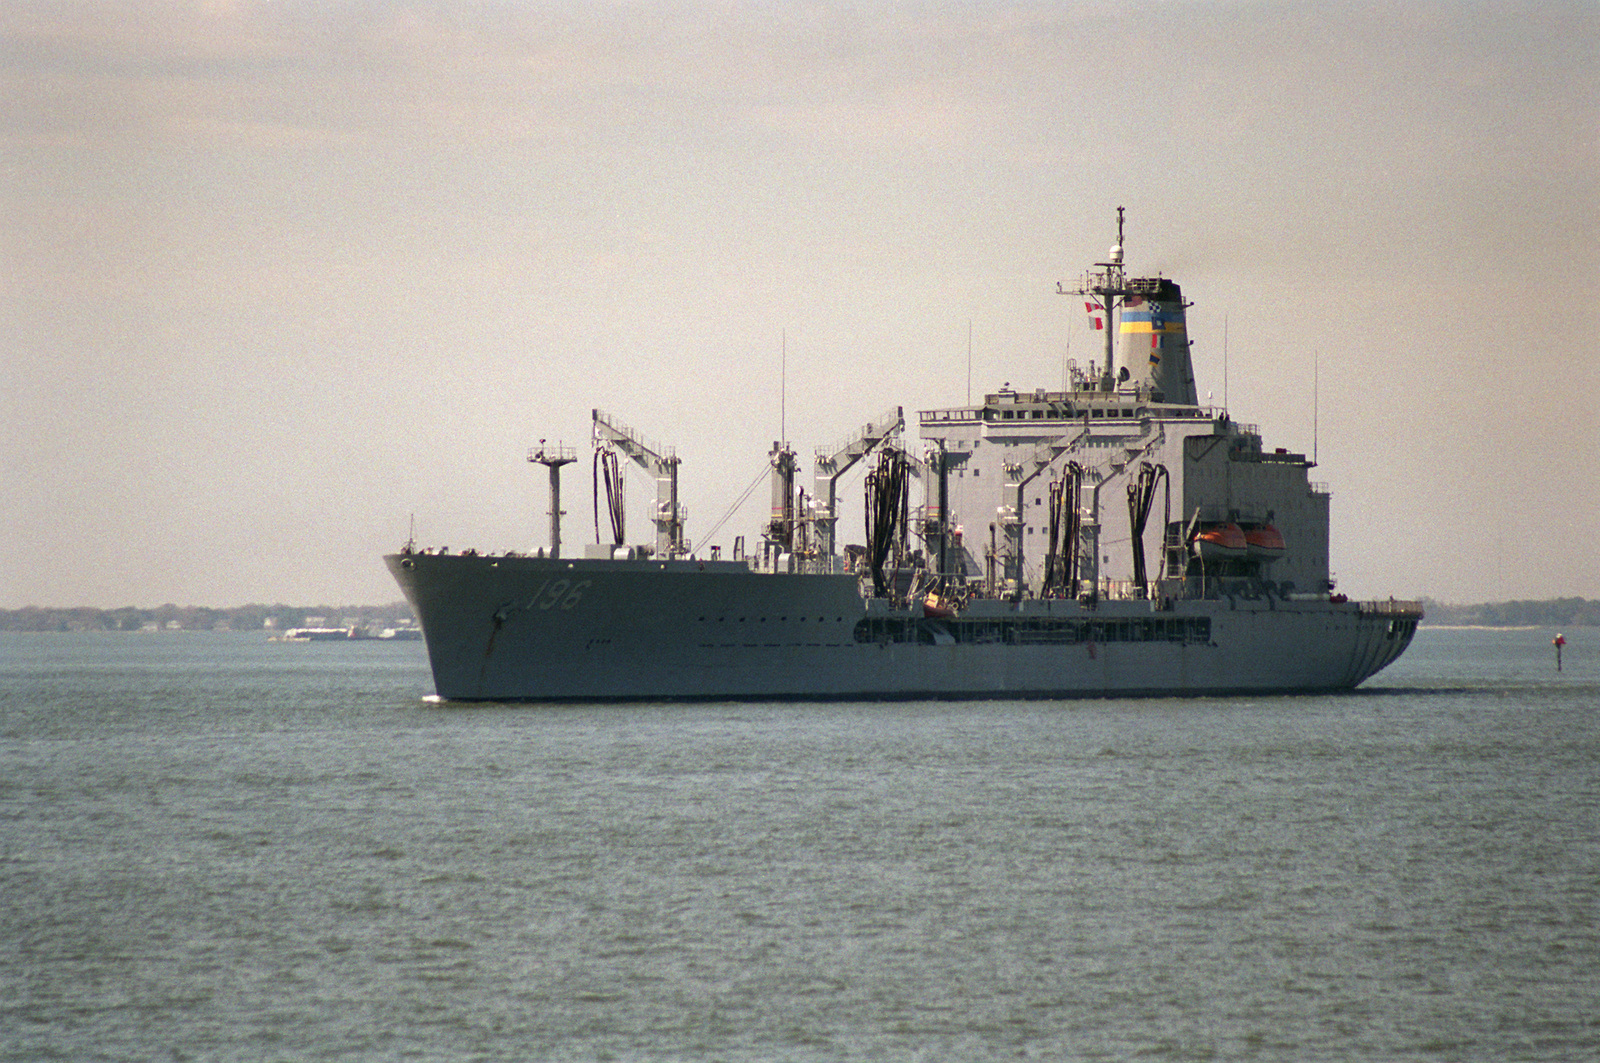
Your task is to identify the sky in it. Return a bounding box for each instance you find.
[3,0,1597,609]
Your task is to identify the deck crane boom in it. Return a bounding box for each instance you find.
[810,407,904,567]
[999,430,1089,596]
[591,409,685,559]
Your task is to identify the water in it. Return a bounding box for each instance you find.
[2,627,1596,1061]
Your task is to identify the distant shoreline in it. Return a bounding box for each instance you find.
[4,598,1596,633]
[1419,597,1598,629]
[0,603,415,633]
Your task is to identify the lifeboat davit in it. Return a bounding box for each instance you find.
[1192,522,1247,561]
[1243,523,1286,561]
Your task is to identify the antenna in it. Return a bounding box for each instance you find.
[781,329,787,445]
[966,320,972,406]
[1062,307,1072,393]
[1222,312,1229,412]
[1313,349,1319,466]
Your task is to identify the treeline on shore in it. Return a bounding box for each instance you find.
[0,602,417,633]
[1420,597,1599,628]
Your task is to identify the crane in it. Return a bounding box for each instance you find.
[809,407,904,568]
[591,409,685,559]
[998,430,1089,596]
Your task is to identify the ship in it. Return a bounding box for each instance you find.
[275,624,423,642]
[387,211,1421,701]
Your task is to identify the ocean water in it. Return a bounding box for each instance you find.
[2,627,1596,1061]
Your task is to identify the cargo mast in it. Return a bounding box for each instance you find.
[527,442,576,558]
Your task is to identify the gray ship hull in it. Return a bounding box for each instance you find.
[387,553,1420,702]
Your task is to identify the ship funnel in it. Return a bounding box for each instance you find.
[1116,278,1198,406]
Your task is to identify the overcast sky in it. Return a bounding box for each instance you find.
[4,0,1596,609]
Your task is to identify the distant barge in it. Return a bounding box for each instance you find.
[276,626,421,642]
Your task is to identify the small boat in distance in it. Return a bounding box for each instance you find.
[275,625,422,642]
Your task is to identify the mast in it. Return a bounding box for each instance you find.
[1060,205,1126,392]
[1059,207,1198,405]
[1104,207,1125,386]
[767,440,797,558]
[528,442,577,558]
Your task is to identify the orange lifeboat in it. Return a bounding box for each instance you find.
[1243,523,1286,561]
[1192,522,1247,561]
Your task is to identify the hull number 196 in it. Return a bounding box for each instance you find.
[519,578,591,612]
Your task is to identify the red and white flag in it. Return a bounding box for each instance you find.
[1084,299,1106,330]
